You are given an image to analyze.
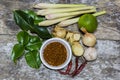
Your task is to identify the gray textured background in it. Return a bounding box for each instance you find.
[0,0,120,80]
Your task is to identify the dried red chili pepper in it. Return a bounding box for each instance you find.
[58,57,87,77]
[70,57,79,75]
[58,60,72,75]
[72,60,87,77]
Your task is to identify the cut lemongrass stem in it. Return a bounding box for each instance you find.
[36,6,95,16]
[58,17,78,27]
[36,10,46,15]
[92,10,106,16]
[38,16,74,26]
[33,3,87,9]
[58,11,106,27]
[46,9,96,19]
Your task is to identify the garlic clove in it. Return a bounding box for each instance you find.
[83,47,97,61]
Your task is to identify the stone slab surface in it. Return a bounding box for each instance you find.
[0,36,119,80]
[0,0,120,40]
[0,0,120,80]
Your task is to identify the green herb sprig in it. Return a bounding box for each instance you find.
[11,31,42,69]
[11,10,52,69]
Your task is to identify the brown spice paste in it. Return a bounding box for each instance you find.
[43,42,67,66]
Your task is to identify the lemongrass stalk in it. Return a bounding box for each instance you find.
[38,16,74,26]
[33,3,87,9]
[92,10,106,16]
[46,9,96,19]
[58,11,106,27]
[36,6,95,16]
[36,10,46,15]
[58,17,79,27]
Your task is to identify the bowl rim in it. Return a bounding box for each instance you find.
[40,38,72,70]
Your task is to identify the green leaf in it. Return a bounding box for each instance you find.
[23,10,51,39]
[13,10,52,39]
[23,10,45,25]
[17,31,29,45]
[34,16,45,25]
[33,26,52,39]
[25,50,41,69]
[11,44,24,64]
[13,10,34,31]
[26,35,42,51]
[23,10,36,19]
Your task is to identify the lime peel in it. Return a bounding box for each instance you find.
[78,14,98,33]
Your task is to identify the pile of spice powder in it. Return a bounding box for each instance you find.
[43,42,67,66]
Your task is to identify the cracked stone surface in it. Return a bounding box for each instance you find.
[0,0,120,80]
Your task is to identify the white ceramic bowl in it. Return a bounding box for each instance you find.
[40,38,72,70]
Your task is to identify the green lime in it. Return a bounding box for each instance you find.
[78,14,98,33]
